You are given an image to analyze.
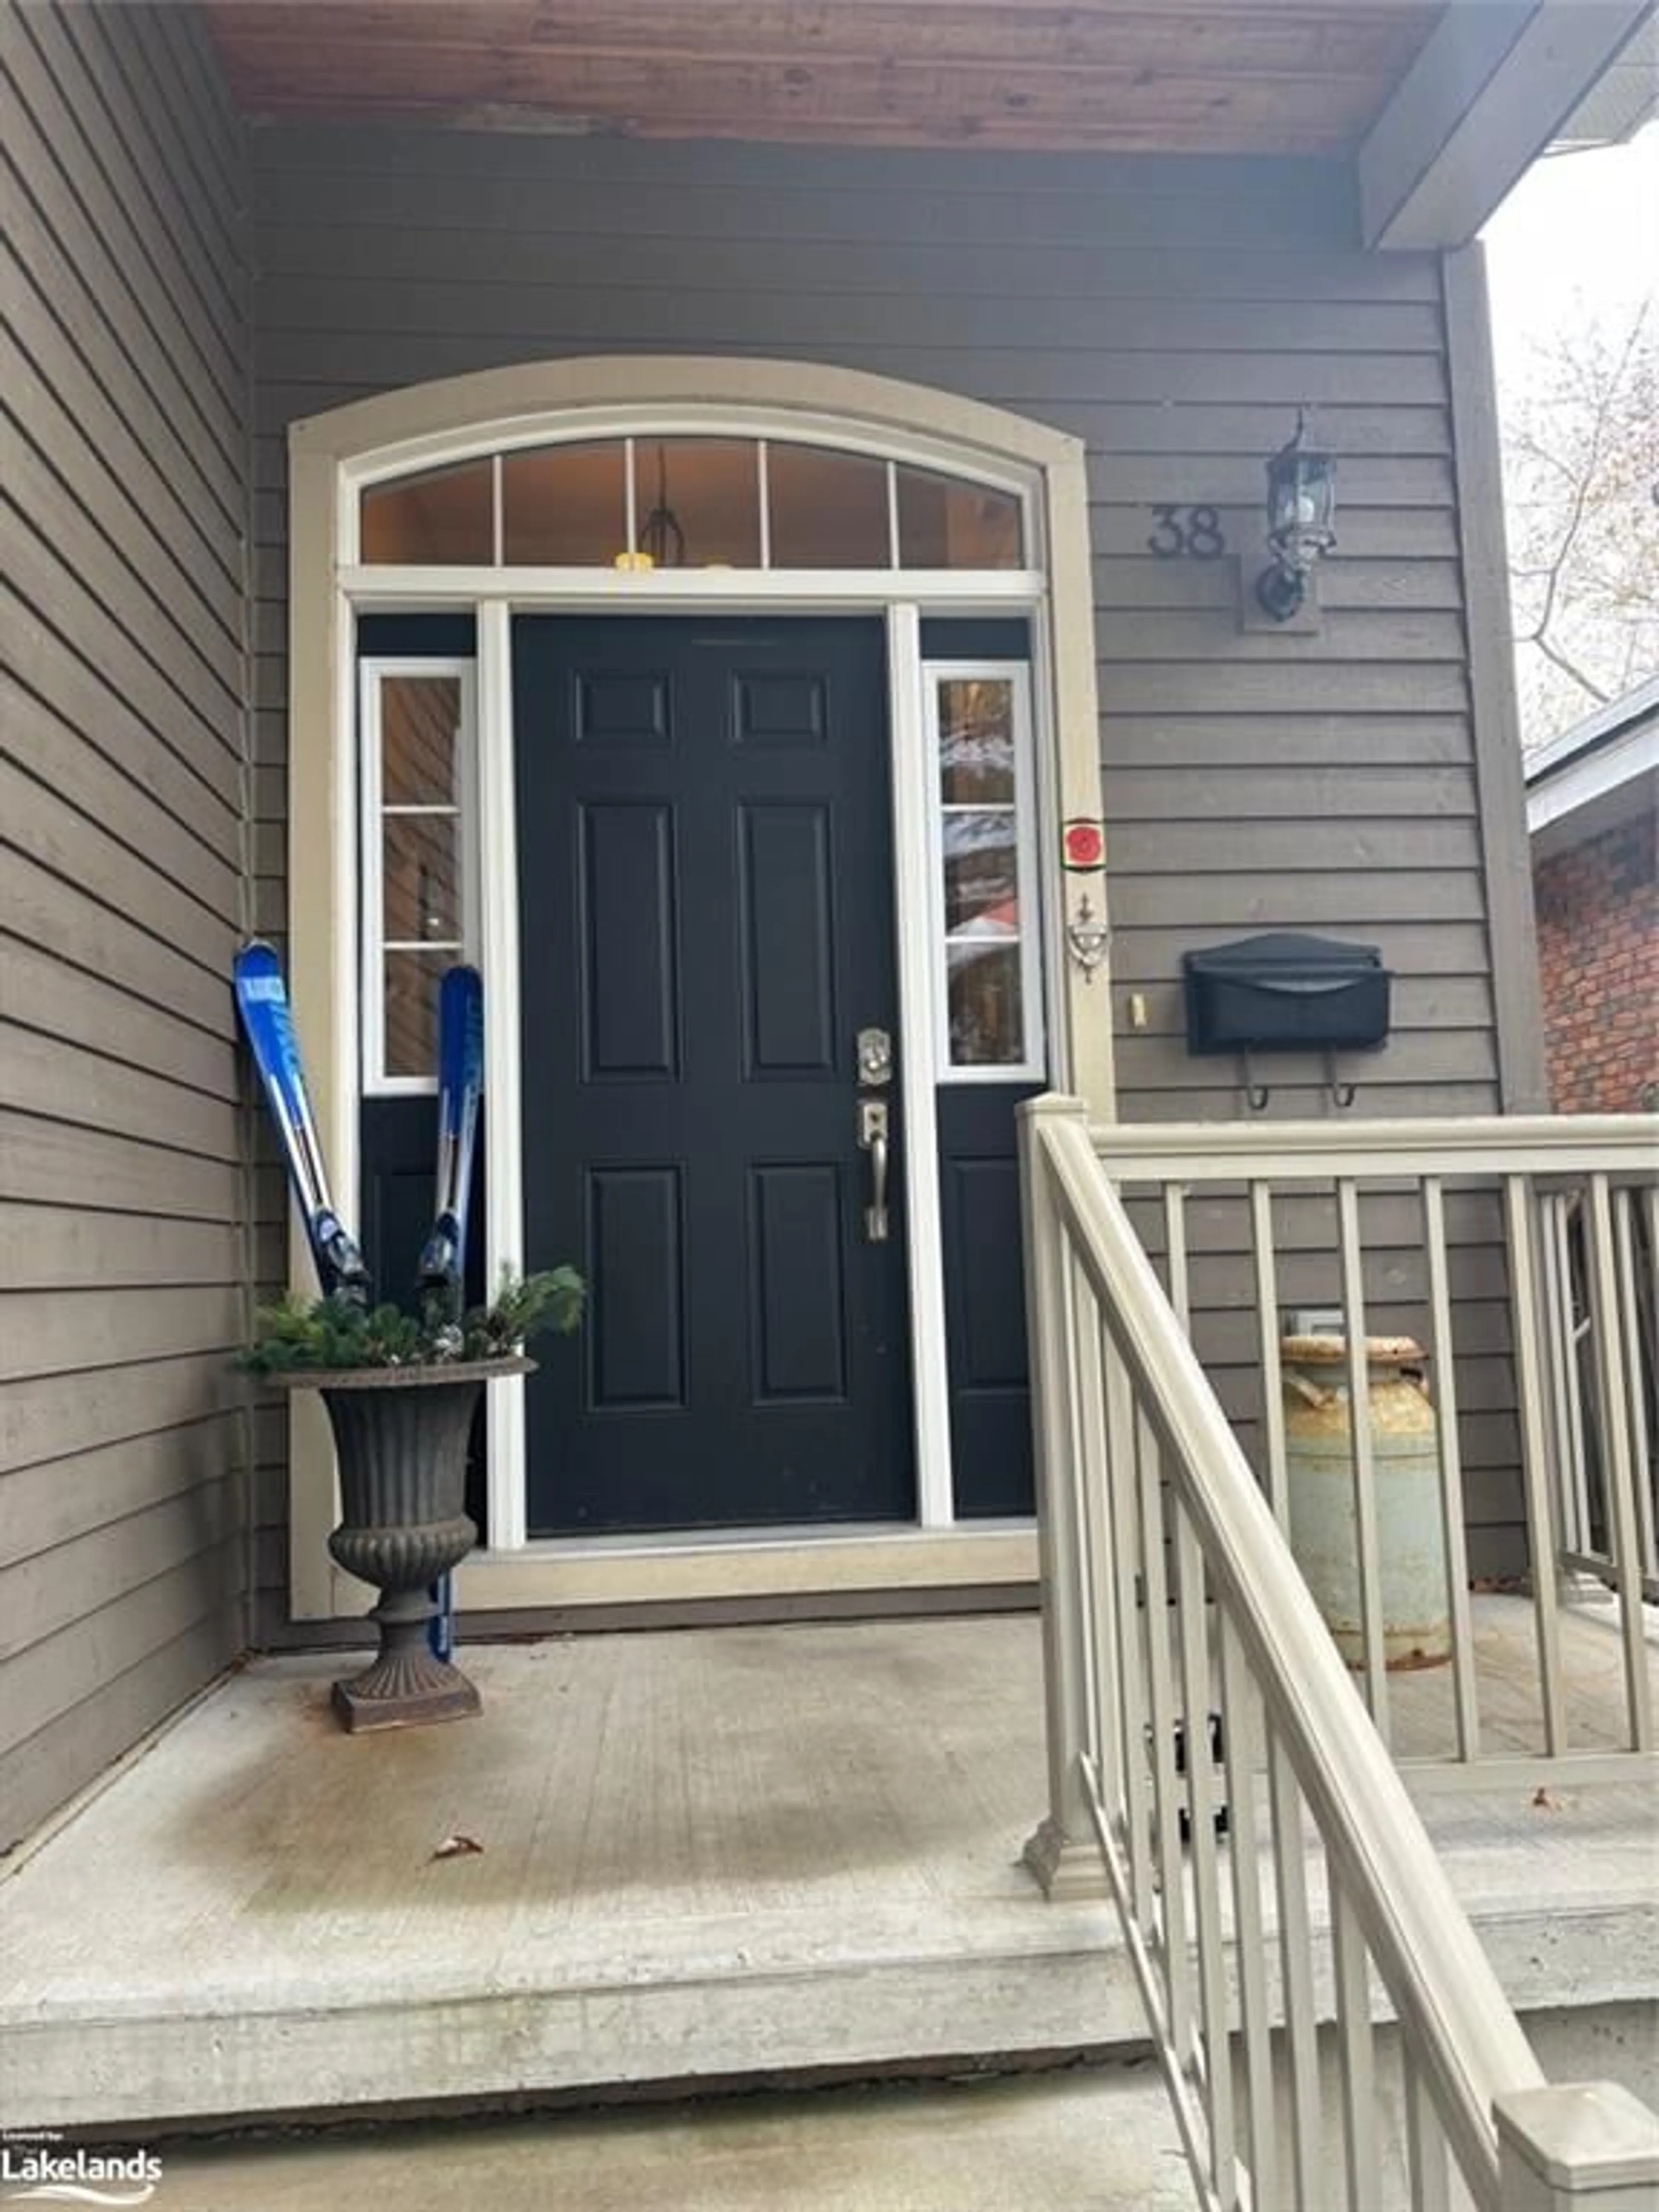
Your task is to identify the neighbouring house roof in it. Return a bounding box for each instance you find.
[199,0,1655,248]
[1550,8,1659,148]
[1525,673,1659,858]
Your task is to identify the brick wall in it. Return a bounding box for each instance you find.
[1533,810,1659,1113]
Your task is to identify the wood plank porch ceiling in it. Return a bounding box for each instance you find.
[201,1,1449,154]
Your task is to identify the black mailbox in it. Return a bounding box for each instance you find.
[1182,932,1391,1055]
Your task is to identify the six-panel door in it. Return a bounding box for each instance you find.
[514,616,914,1534]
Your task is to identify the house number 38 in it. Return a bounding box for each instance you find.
[1147,505,1227,559]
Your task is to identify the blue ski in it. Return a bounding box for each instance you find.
[420,963,484,1664]
[417,963,485,1327]
[233,940,370,1305]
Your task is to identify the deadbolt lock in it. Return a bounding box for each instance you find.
[856,1026,893,1086]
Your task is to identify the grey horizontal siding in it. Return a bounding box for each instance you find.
[0,1356,246,1487]
[0,1202,248,1291]
[245,123,1510,1630]
[261,228,1444,306]
[253,135,1368,243]
[0,0,253,1850]
[0,1417,245,1576]
[243,126,1506,1620]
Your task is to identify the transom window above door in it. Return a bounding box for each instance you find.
[358,437,1025,572]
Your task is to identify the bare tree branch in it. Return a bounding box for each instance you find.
[1500,292,1659,748]
[1530,632,1611,703]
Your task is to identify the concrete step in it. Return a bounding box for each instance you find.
[0,1625,1140,2132]
[2,1620,1651,2136]
[121,2069,1201,2212]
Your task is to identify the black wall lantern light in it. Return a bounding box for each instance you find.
[1256,408,1337,622]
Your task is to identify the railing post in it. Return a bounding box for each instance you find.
[1018,1094,1107,1898]
[1497,2084,1659,2211]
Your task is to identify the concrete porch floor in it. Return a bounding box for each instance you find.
[1,1609,1653,2137]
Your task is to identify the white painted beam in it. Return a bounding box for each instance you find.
[1360,0,1656,251]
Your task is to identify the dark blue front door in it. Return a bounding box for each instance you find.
[514,615,914,1535]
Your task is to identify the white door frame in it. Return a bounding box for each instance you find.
[286,359,1113,1621]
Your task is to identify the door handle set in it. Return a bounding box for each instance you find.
[857,1098,890,1243]
[855,1027,894,1242]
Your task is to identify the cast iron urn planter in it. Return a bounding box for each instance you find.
[278,1356,534,1732]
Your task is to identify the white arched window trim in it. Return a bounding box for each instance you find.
[341,404,1039,526]
[286,358,1112,1624]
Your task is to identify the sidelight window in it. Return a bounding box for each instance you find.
[925,664,1042,1078]
[359,660,479,1091]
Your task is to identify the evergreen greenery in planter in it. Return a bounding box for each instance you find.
[251,1269,584,1732]
[244,1266,585,1374]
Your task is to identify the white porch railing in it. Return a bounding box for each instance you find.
[1020,1097,1659,2212]
[1064,1108,1658,1791]
[1542,1179,1659,1605]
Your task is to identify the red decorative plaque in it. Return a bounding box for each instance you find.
[1062,818,1105,872]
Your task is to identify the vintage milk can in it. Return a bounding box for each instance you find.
[1281,1334,1451,1671]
